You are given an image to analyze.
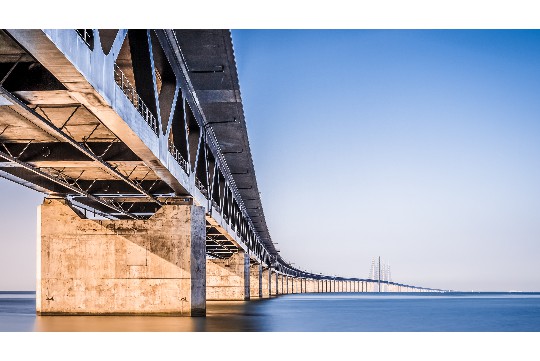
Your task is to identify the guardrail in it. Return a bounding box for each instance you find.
[195,177,208,197]
[114,63,159,135]
[212,200,221,213]
[167,139,189,174]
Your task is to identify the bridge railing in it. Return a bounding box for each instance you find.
[113,63,159,135]
[211,200,221,213]
[195,177,208,198]
[167,138,189,174]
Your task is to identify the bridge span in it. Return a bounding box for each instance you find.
[0,29,444,316]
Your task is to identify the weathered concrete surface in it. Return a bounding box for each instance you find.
[37,198,206,316]
[206,251,246,300]
[261,267,270,298]
[244,253,250,300]
[270,271,278,296]
[249,263,260,298]
[306,279,315,293]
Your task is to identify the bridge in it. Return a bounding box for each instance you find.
[0,29,444,316]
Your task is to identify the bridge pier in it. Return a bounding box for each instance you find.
[250,263,261,299]
[206,251,249,301]
[244,254,251,299]
[261,267,270,298]
[37,198,206,316]
[268,268,271,296]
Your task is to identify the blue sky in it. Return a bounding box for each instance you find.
[231,30,540,291]
[1,30,540,291]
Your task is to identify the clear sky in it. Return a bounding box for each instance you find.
[231,30,540,292]
[1,30,540,292]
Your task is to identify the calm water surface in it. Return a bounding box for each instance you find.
[1,291,540,332]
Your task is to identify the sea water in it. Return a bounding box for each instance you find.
[2,291,539,332]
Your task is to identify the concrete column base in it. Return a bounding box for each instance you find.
[37,198,206,316]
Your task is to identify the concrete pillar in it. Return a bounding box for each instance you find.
[37,198,205,316]
[258,264,263,297]
[275,272,279,295]
[207,250,247,301]
[269,271,277,296]
[244,254,250,300]
[250,263,260,299]
[268,267,272,296]
[261,267,269,298]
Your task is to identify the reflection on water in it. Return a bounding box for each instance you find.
[3,292,540,332]
[34,300,269,332]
